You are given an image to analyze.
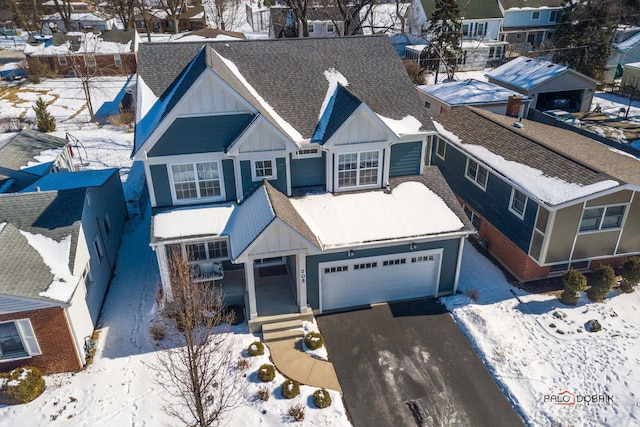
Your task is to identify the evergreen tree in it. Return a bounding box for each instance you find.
[552,0,616,81]
[33,97,56,132]
[428,0,462,82]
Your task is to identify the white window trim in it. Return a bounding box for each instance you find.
[435,137,446,160]
[251,159,277,181]
[183,238,231,262]
[168,160,225,205]
[85,55,96,67]
[0,319,41,360]
[113,53,122,68]
[57,55,67,66]
[465,157,488,191]
[295,148,322,159]
[578,204,627,234]
[93,235,105,262]
[509,188,528,219]
[334,149,382,192]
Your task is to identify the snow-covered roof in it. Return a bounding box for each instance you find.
[290,181,465,249]
[418,80,530,106]
[625,62,640,70]
[24,31,133,56]
[614,31,640,52]
[152,203,236,242]
[223,186,275,258]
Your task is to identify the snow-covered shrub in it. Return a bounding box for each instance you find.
[587,265,616,302]
[248,341,264,357]
[289,403,305,421]
[312,388,332,409]
[620,256,640,293]
[304,332,324,351]
[1,366,45,404]
[258,364,275,382]
[148,322,166,341]
[280,379,300,399]
[257,386,270,401]
[559,269,586,305]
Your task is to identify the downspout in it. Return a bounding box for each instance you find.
[452,235,466,294]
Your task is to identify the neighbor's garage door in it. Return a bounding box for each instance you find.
[320,250,442,312]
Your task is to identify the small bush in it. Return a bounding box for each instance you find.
[559,289,579,306]
[304,332,324,351]
[464,289,479,302]
[248,341,264,356]
[562,270,587,293]
[258,364,275,382]
[236,358,249,371]
[1,366,45,404]
[107,112,135,127]
[257,386,270,401]
[587,265,616,302]
[620,256,640,293]
[312,388,332,409]
[148,322,166,340]
[288,403,305,422]
[281,379,300,399]
[33,97,56,132]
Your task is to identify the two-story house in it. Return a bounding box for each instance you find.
[133,36,474,327]
[431,107,640,282]
[499,0,564,53]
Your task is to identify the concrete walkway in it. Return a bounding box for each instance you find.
[263,321,342,393]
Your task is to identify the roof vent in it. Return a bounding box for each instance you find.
[513,122,524,129]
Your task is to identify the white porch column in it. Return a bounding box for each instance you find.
[245,260,258,320]
[297,253,308,313]
[155,244,173,301]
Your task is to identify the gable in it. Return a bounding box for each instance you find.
[177,72,253,117]
[247,220,311,258]
[325,106,391,146]
[230,118,296,155]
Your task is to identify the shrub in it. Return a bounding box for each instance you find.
[620,256,640,293]
[280,379,300,399]
[464,289,479,302]
[304,332,324,351]
[248,341,264,357]
[33,97,56,132]
[562,270,587,293]
[288,403,305,422]
[312,388,332,409]
[1,366,45,404]
[236,358,250,371]
[258,364,275,382]
[587,265,616,302]
[559,289,579,306]
[256,386,270,401]
[106,112,134,127]
[148,322,166,340]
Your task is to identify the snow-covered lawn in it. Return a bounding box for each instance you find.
[443,241,640,427]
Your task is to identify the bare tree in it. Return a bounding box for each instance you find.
[335,0,376,36]
[12,0,43,35]
[282,0,311,37]
[50,0,73,31]
[136,0,154,42]
[202,0,244,31]
[362,0,409,35]
[154,252,244,427]
[157,0,185,34]
[106,0,138,29]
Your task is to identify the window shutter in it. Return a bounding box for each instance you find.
[15,319,42,356]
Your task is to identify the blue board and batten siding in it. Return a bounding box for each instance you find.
[389,141,422,177]
[304,239,462,309]
[240,158,288,197]
[290,153,326,188]
[431,139,537,252]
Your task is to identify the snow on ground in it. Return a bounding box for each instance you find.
[442,241,640,427]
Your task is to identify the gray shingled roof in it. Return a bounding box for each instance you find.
[264,181,320,248]
[389,168,475,234]
[419,0,503,20]
[0,189,86,302]
[136,36,435,140]
[0,129,68,172]
[435,107,634,196]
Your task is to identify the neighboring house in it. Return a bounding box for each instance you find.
[24,30,139,77]
[405,38,508,71]
[499,0,563,53]
[269,6,362,38]
[417,79,531,117]
[407,0,504,40]
[0,169,126,374]
[43,11,117,33]
[605,29,640,83]
[133,6,206,34]
[169,28,246,42]
[486,56,598,112]
[0,130,75,194]
[621,62,640,89]
[133,37,474,327]
[431,107,640,282]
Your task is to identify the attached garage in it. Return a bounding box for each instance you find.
[319,249,442,312]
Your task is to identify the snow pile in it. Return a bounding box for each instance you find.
[377,114,423,135]
[302,320,328,360]
[21,148,64,170]
[136,76,158,122]
[319,68,349,119]
[442,241,640,426]
[19,231,78,302]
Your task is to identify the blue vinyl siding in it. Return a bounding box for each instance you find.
[305,239,461,309]
[149,164,173,207]
[431,142,537,251]
[147,115,253,157]
[291,153,326,188]
[240,157,287,197]
[389,141,422,177]
[222,159,236,201]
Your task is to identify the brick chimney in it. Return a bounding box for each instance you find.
[506,95,522,117]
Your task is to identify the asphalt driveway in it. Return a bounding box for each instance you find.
[316,299,524,427]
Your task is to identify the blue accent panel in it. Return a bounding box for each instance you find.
[304,239,461,309]
[222,159,236,202]
[312,85,362,144]
[149,164,173,207]
[291,153,326,188]
[240,158,288,198]
[431,142,537,251]
[147,114,254,157]
[389,141,422,177]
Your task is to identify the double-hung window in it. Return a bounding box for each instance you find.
[0,320,41,360]
[435,138,446,160]
[185,239,229,262]
[337,151,380,189]
[171,161,222,202]
[113,53,122,68]
[579,205,626,232]
[252,159,276,181]
[509,188,527,218]
[465,158,488,189]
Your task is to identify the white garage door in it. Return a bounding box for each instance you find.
[320,250,442,312]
